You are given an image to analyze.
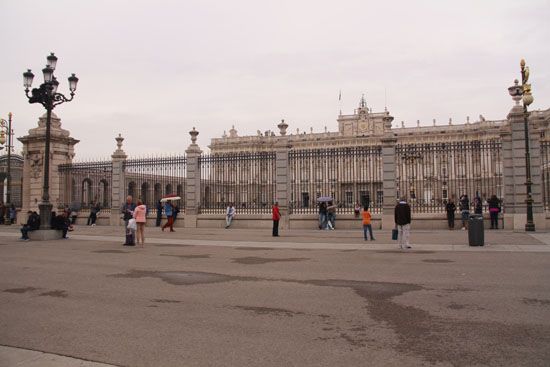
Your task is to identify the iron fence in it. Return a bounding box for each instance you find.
[199,152,276,214]
[58,160,113,212]
[289,146,383,214]
[124,155,187,214]
[395,140,503,213]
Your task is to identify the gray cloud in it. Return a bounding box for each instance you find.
[0,0,548,158]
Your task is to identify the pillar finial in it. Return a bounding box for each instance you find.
[277,119,288,136]
[189,127,199,144]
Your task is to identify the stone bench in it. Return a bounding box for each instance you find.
[27,229,65,241]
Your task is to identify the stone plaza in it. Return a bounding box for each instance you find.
[1,225,550,366]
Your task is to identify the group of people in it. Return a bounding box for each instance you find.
[0,203,17,224]
[121,196,182,247]
[20,208,74,240]
[318,201,337,230]
[445,194,502,230]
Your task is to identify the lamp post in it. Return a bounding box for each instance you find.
[520,59,535,231]
[0,112,13,224]
[23,53,79,230]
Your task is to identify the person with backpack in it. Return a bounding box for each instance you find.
[459,194,470,230]
[394,197,412,250]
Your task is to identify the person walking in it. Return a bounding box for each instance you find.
[133,200,147,247]
[362,206,375,241]
[318,202,327,230]
[121,195,136,246]
[459,194,470,230]
[326,201,336,230]
[9,204,16,224]
[272,202,281,237]
[488,195,501,229]
[173,204,180,224]
[161,200,175,232]
[394,197,412,250]
[445,198,456,230]
[155,200,163,227]
[225,203,236,229]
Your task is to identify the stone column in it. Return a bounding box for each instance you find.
[275,120,291,229]
[502,81,545,230]
[110,134,127,226]
[185,128,202,228]
[381,115,397,230]
[18,112,79,224]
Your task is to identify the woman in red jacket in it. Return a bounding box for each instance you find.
[272,202,281,237]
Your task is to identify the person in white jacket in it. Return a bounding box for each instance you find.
[225,203,236,229]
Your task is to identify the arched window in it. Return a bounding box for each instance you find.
[99,179,109,208]
[141,182,149,206]
[177,184,183,198]
[71,178,77,202]
[128,181,136,199]
[82,179,93,207]
[154,183,162,203]
[165,184,172,195]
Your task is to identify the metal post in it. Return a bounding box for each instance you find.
[523,104,535,231]
[39,102,53,230]
[6,113,12,224]
[520,59,535,231]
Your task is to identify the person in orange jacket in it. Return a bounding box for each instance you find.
[362,206,375,241]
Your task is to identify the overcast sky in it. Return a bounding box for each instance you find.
[1,0,549,159]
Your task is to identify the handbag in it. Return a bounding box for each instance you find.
[127,218,137,230]
[391,228,398,241]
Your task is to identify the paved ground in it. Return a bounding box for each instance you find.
[1,225,549,366]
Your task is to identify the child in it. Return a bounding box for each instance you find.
[362,206,375,241]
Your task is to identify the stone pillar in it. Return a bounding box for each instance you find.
[381,115,397,230]
[18,112,79,223]
[110,134,127,226]
[275,120,290,229]
[502,81,545,230]
[184,128,202,228]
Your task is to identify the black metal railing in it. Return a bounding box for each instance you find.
[58,160,113,212]
[124,155,187,214]
[395,140,503,213]
[289,146,383,214]
[199,152,276,214]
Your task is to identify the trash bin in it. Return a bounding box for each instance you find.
[468,214,484,246]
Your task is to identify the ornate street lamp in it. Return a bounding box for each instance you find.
[520,59,535,231]
[0,112,13,224]
[23,53,79,230]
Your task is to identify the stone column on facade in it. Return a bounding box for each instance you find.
[502,80,545,230]
[110,134,127,226]
[276,119,290,229]
[185,128,202,228]
[380,114,396,230]
[17,112,79,224]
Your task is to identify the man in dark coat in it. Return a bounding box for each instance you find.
[394,197,412,249]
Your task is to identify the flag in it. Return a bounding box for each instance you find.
[338,90,341,101]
